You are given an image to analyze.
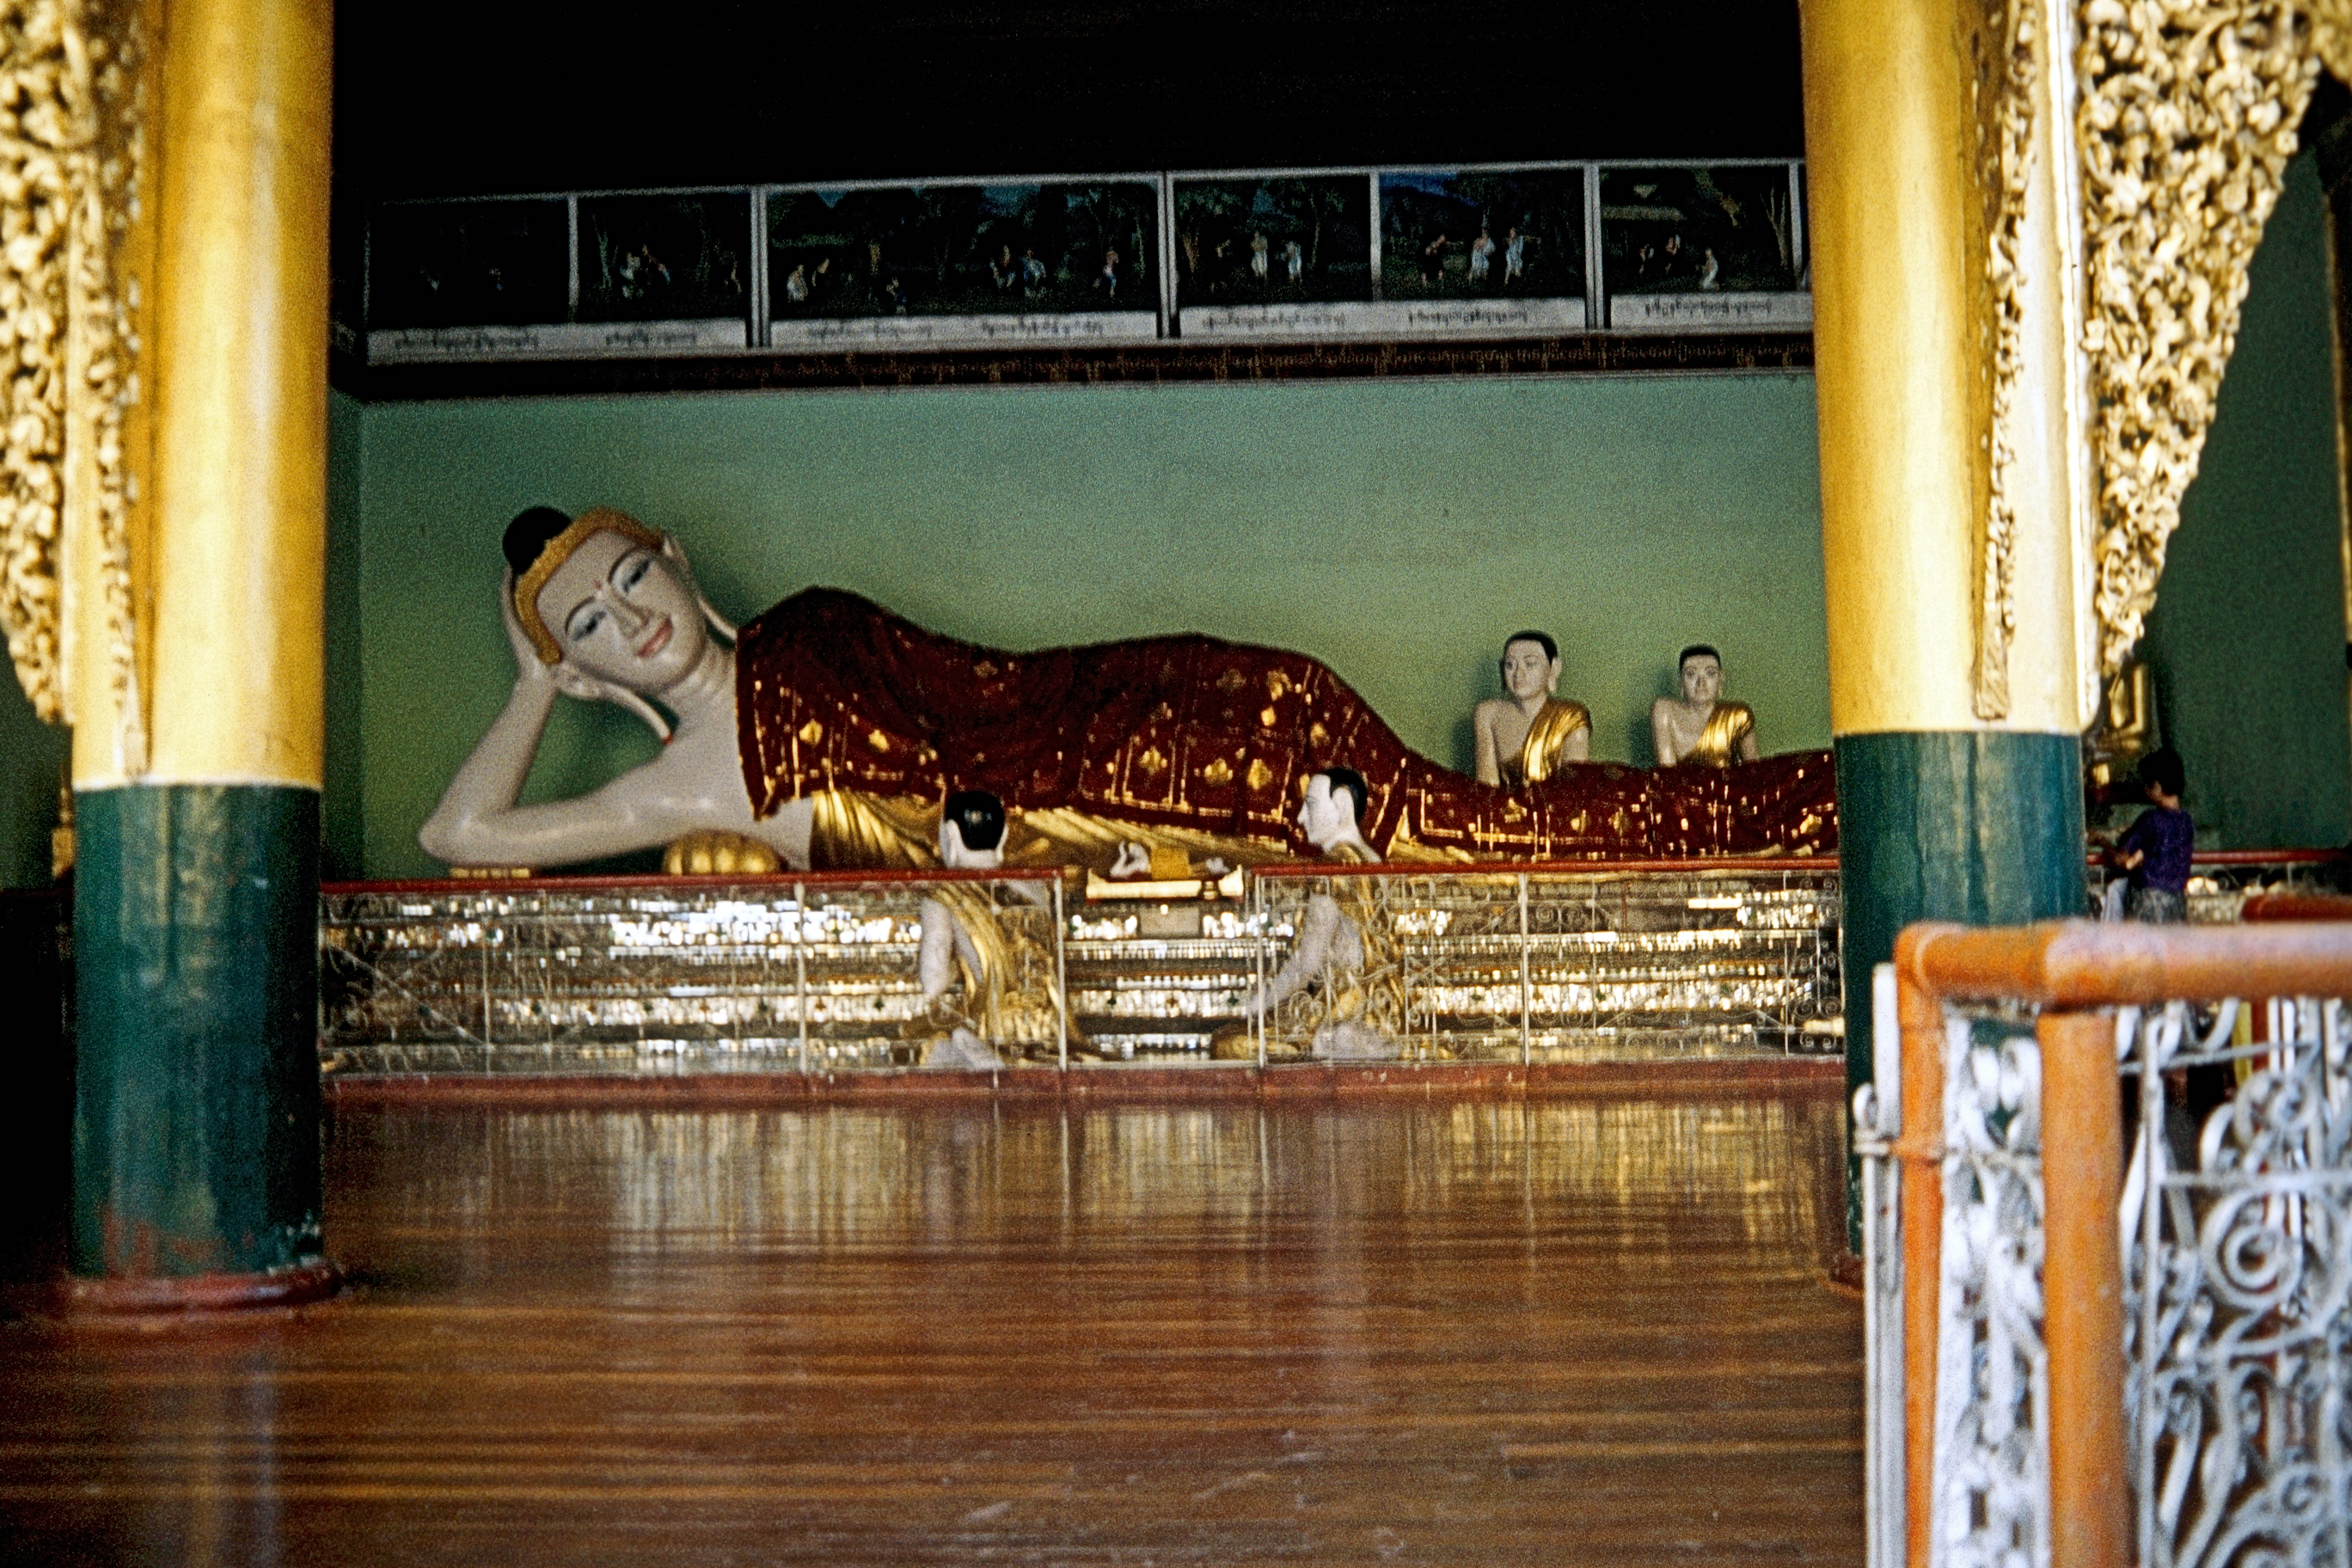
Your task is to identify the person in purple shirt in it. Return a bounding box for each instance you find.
[2114,747,2192,922]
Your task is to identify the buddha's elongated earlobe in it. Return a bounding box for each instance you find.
[698,595,737,644]
[605,687,675,743]
[550,663,675,743]
[659,533,737,643]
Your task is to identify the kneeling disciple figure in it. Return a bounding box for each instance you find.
[1650,644,1758,767]
[1213,769,1405,1061]
[916,790,1072,1069]
[420,508,1834,877]
[1473,629,1590,787]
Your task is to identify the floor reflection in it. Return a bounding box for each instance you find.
[3,1093,1859,1567]
[339,1095,1840,1270]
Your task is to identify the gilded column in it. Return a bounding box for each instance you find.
[68,0,335,1307]
[1801,0,2097,1243]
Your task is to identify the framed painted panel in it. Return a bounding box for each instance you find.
[1172,172,1374,340]
[767,178,1161,349]
[571,191,753,353]
[1372,166,1589,336]
[1598,163,1810,332]
[350,158,1810,383]
[364,199,572,363]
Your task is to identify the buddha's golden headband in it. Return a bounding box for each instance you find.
[513,507,666,665]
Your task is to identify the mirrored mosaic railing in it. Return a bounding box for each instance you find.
[319,861,1842,1076]
[1856,922,2352,1568]
[1246,864,1840,1065]
[321,875,1066,1076]
[2086,852,2349,923]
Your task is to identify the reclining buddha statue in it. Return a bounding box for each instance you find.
[419,507,1836,873]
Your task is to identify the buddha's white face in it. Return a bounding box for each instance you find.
[1298,775,1356,848]
[536,529,707,695]
[1500,640,1560,703]
[1680,654,1723,706]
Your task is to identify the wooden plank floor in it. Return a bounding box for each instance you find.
[0,1091,1862,1566]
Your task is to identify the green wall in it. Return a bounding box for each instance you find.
[352,374,1834,878]
[2141,154,2352,848]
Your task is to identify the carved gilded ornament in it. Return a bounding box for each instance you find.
[2075,0,2317,677]
[0,0,145,734]
[1976,0,2042,719]
[2316,0,2352,77]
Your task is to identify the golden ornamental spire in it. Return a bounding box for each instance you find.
[0,0,149,751]
[2075,0,2318,677]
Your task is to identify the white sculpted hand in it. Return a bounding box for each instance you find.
[500,570,556,689]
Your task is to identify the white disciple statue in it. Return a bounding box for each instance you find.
[1472,629,1591,787]
[1213,768,1403,1061]
[913,790,1069,1069]
[1650,644,1759,767]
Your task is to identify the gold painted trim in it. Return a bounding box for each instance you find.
[512,507,664,665]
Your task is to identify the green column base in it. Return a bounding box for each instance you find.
[71,784,323,1281]
[1834,732,2087,1245]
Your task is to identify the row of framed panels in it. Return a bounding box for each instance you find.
[361,162,1810,364]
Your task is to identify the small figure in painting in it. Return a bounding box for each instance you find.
[1697,249,1721,291]
[784,263,809,304]
[1504,227,1526,288]
[1651,645,1758,767]
[1658,233,1684,281]
[991,244,1018,292]
[1283,238,1303,285]
[1467,228,1492,288]
[885,276,910,315]
[1250,231,1270,283]
[1094,248,1121,301]
[1473,631,1590,788]
[1021,247,1046,298]
[2110,748,2191,923]
[1422,231,1451,287]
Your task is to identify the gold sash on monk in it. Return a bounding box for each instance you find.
[1685,701,1755,768]
[919,882,1071,1058]
[1501,698,1592,788]
[1234,838,1406,1059]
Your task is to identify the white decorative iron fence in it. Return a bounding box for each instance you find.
[1857,921,2352,1568]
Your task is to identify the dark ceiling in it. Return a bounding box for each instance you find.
[334,2,1805,200]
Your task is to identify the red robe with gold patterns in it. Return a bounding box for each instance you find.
[735,588,1835,863]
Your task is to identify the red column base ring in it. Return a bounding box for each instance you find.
[56,1259,341,1318]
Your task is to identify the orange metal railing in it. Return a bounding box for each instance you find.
[1890,918,2352,1568]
